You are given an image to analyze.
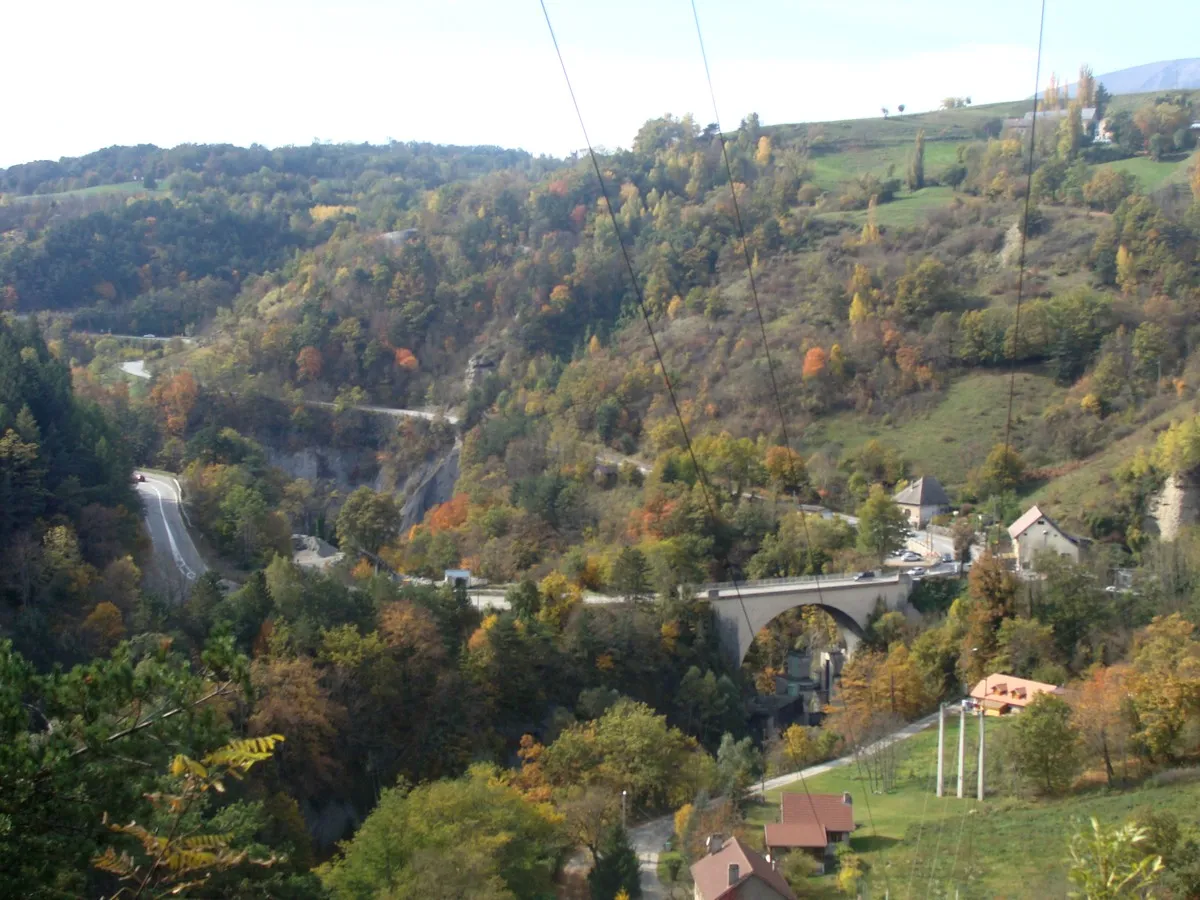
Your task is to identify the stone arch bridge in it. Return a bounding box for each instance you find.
[697,573,916,667]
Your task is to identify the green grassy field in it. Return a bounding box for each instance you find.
[822,186,961,229]
[800,370,1067,489]
[1034,393,1200,530]
[1095,150,1199,194]
[746,722,1200,900]
[767,100,1030,152]
[808,142,967,191]
[4,181,166,203]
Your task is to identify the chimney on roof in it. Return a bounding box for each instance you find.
[728,863,740,886]
[706,834,724,856]
[843,792,853,805]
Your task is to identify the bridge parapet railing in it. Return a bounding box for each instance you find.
[696,572,900,593]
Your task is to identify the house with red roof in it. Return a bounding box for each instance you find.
[690,836,797,900]
[763,792,856,872]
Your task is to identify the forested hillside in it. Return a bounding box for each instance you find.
[6,71,1200,899]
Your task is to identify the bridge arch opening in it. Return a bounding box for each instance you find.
[740,603,863,739]
[701,574,911,670]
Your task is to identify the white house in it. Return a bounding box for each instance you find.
[893,476,950,529]
[1007,505,1085,570]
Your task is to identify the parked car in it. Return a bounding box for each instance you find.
[900,551,922,563]
[853,571,875,581]
[941,552,954,562]
[906,566,927,577]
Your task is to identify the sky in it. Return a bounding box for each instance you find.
[2,0,1195,168]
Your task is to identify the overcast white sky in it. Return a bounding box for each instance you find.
[3,0,1194,167]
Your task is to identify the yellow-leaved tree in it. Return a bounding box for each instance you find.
[93,735,285,898]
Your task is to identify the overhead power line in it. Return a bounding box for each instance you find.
[536,0,758,644]
[1002,0,1048,462]
[687,2,891,895]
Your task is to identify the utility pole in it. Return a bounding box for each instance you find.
[621,789,628,830]
[956,705,966,799]
[977,707,985,801]
[936,703,945,797]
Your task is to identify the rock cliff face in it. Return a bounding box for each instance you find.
[1152,471,1200,541]
[400,442,461,531]
[266,445,388,492]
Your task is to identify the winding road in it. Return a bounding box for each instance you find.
[136,471,207,595]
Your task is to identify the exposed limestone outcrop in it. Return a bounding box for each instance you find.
[400,442,461,531]
[1152,471,1200,541]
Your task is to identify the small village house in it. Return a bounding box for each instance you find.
[1003,106,1098,134]
[969,673,1062,716]
[691,836,797,900]
[892,475,950,529]
[763,792,856,873]
[1007,505,1085,571]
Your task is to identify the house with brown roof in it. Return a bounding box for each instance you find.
[763,792,856,872]
[893,476,950,529]
[969,673,1062,716]
[1007,505,1085,571]
[690,836,797,900]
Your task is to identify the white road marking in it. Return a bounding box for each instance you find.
[144,480,197,581]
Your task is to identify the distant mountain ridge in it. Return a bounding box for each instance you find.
[1096,58,1200,94]
[1046,58,1200,98]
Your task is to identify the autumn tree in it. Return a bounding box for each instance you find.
[764,445,808,497]
[295,345,323,382]
[538,570,582,628]
[959,552,1018,684]
[855,484,909,562]
[538,698,701,811]
[93,736,285,898]
[802,346,829,380]
[248,655,347,802]
[895,256,951,320]
[1126,614,1200,762]
[1077,64,1096,107]
[860,195,880,244]
[557,785,621,864]
[150,370,198,437]
[777,723,815,771]
[1116,245,1136,295]
[1071,664,1134,787]
[755,135,773,167]
[970,444,1026,498]
[848,293,870,326]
